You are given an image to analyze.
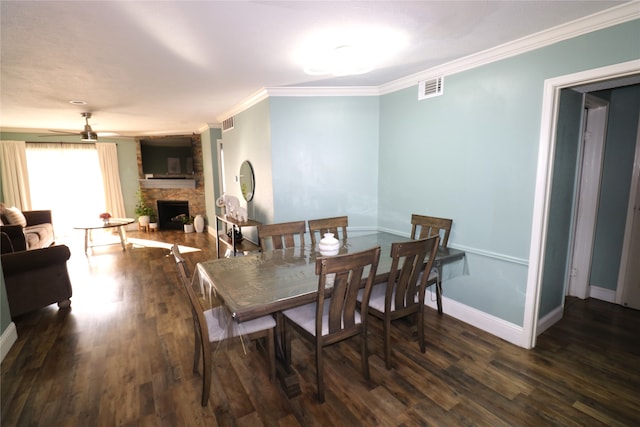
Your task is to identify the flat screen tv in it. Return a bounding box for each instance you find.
[140,136,194,177]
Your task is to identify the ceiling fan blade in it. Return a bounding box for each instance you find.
[39,130,79,137]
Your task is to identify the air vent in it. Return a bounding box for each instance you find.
[222,116,234,132]
[418,76,444,100]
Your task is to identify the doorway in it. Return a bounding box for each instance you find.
[525,61,640,349]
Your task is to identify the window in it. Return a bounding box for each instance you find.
[26,143,106,238]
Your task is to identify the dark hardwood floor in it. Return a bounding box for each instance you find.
[2,229,639,426]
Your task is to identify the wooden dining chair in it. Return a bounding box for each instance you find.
[358,236,440,370]
[257,220,306,251]
[410,214,452,314]
[171,244,276,406]
[410,214,452,248]
[281,246,381,402]
[307,216,348,248]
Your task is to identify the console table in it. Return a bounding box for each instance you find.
[215,215,261,258]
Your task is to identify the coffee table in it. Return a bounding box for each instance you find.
[74,218,135,254]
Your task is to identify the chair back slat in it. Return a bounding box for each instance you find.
[387,236,440,313]
[258,221,306,251]
[315,246,380,337]
[410,214,452,248]
[308,216,348,247]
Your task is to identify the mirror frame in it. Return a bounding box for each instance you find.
[239,160,255,202]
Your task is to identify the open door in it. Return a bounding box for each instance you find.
[567,94,609,299]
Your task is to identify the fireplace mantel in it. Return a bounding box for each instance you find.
[139,179,196,189]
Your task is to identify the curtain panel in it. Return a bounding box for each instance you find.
[96,143,126,218]
[0,141,32,210]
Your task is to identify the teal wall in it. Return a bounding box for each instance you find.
[378,20,639,325]
[590,85,640,290]
[220,99,273,242]
[269,96,379,228]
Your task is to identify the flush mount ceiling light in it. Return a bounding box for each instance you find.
[298,27,408,77]
[68,100,87,105]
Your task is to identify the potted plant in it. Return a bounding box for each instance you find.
[148,212,158,231]
[135,189,154,226]
[182,215,195,233]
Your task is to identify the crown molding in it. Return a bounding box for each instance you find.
[217,89,269,122]
[380,2,640,94]
[265,86,380,97]
[219,2,639,119]
[198,123,220,133]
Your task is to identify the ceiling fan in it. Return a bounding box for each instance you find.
[44,112,118,141]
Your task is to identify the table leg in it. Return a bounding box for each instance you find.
[274,312,301,397]
[118,226,127,251]
[84,230,89,254]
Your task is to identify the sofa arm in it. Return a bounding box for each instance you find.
[23,210,52,227]
[2,244,71,274]
[2,245,73,318]
[0,225,27,253]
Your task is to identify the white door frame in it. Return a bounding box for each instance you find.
[524,60,640,349]
[567,94,609,299]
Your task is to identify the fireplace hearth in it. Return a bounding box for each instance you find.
[157,200,189,230]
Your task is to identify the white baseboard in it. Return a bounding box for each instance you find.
[0,322,17,364]
[536,305,564,336]
[590,286,616,303]
[424,291,527,348]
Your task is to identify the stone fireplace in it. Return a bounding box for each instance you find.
[157,200,189,230]
[136,135,207,230]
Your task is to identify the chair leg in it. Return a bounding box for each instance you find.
[201,348,212,406]
[267,329,276,382]
[316,342,325,403]
[193,324,202,373]
[436,280,443,315]
[383,317,392,370]
[418,306,426,353]
[361,327,370,381]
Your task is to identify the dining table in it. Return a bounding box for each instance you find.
[195,231,466,397]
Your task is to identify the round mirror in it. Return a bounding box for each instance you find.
[239,160,255,201]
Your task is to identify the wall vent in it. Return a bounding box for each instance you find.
[418,76,444,100]
[222,116,234,132]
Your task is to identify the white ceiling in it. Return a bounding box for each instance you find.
[0,1,633,137]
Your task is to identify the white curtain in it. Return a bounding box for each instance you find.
[96,143,126,218]
[26,143,106,237]
[0,141,32,210]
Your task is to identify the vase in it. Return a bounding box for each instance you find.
[319,232,340,256]
[194,214,205,233]
[139,215,150,226]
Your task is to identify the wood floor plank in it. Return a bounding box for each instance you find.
[2,230,639,426]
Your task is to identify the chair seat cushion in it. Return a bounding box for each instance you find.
[283,299,361,337]
[361,283,394,313]
[204,307,275,342]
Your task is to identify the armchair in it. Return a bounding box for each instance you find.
[2,245,73,318]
